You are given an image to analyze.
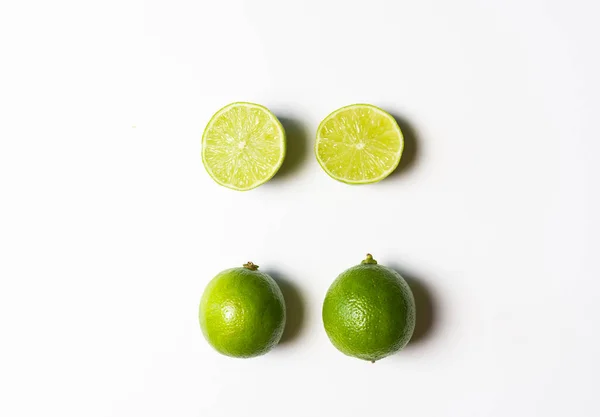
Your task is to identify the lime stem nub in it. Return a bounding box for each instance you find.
[243,262,259,271]
[361,254,378,265]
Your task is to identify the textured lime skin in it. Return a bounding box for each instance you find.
[322,256,416,362]
[199,265,286,358]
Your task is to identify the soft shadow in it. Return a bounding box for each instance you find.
[266,270,305,344]
[273,116,310,179]
[387,112,420,177]
[388,264,438,347]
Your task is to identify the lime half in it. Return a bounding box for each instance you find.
[315,104,403,184]
[202,102,286,191]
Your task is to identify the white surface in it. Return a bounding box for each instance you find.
[1,1,599,416]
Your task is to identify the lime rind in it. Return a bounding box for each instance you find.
[202,102,286,191]
[199,264,286,358]
[315,104,404,184]
[322,255,416,362]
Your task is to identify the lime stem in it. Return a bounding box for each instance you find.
[243,261,259,271]
[361,254,378,265]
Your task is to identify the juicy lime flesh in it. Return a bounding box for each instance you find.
[202,103,285,191]
[322,263,416,362]
[316,104,403,184]
[199,267,286,358]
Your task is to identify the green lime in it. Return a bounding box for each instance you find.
[202,102,286,191]
[315,104,403,184]
[322,254,416,362]
[199,262,286,358]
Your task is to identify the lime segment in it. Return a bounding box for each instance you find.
[315,104,403,184]
[202,102,286,191]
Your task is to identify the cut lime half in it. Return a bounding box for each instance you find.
[202,102,286,191]
[315,104,403,184]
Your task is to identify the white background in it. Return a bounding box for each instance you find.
[1,1,599,416]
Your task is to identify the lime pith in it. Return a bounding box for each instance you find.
[202,102,286,191]
[315,104,403,184]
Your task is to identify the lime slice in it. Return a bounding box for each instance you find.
[202,102,286,191]
[315,104,403,184]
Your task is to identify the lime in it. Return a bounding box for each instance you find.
[199,262,286,358]
[322,254,416,362]
[202,102,286,191]
[315,104,403,184]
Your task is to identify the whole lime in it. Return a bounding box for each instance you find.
[322,254,416,362]
[199,262,286,358]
